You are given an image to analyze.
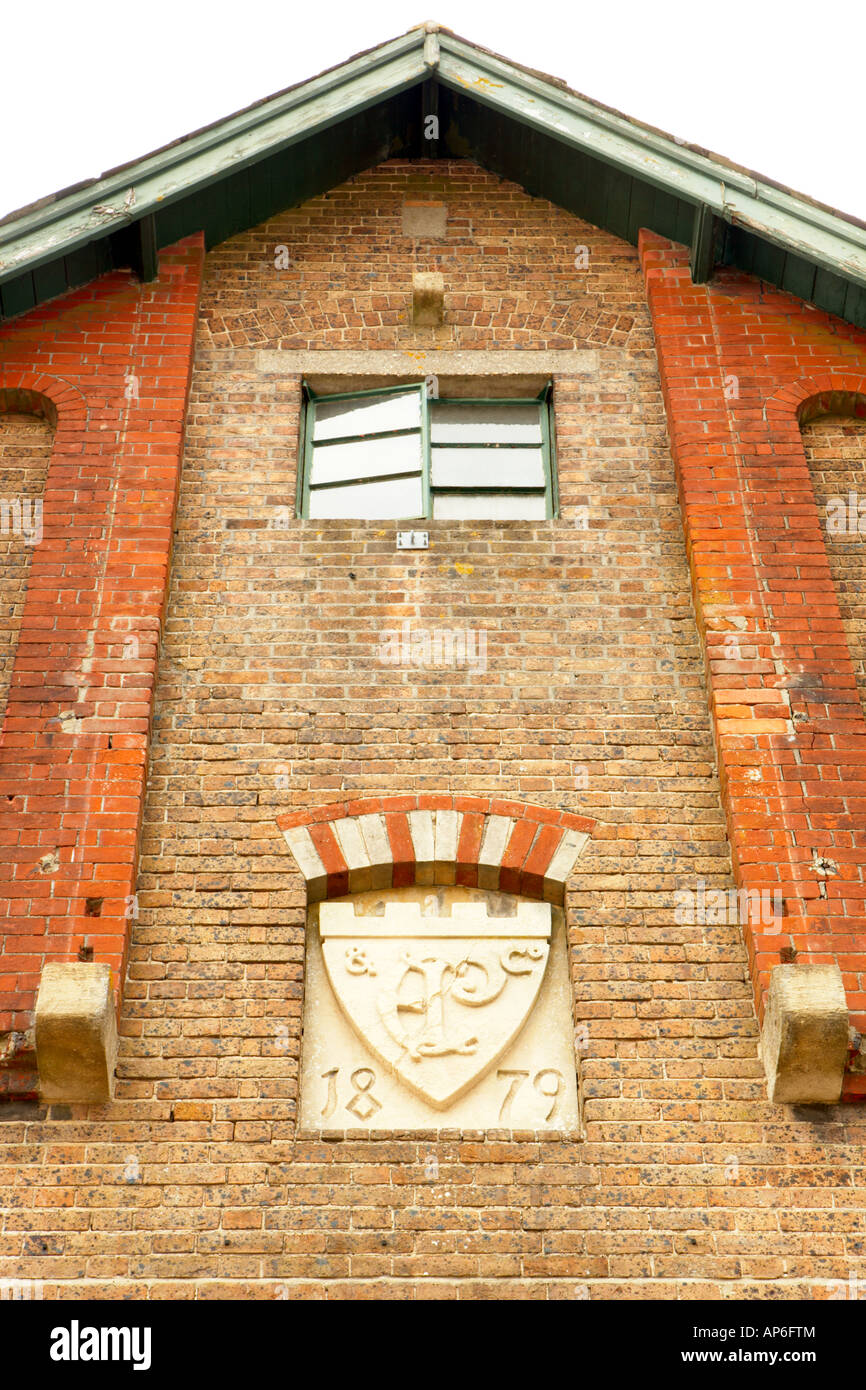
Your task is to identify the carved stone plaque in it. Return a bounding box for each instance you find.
[299,886,580,1133]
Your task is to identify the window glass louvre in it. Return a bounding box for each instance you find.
[311,433,423,487]
[301,382,555,520]
[430,447,546,489]
[314,390,422,441]
[308,474,424,520]
[430,402,542,444]
[432,492,548,520]
[303,383,425,519]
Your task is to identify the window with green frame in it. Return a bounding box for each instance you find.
[298,381,557,520]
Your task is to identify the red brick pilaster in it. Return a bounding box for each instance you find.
[0,239,205,1095]
[640,231,866,1098]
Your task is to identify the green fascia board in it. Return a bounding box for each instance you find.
[0,31,429,284]
[435,33,866,287]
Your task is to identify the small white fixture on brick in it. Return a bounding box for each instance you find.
[396,530,428,549]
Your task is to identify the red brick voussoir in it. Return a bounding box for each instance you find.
[640,230,866,1100]
[0,237,205,1095]
[277,794,595,905]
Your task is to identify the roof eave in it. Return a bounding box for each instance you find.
[435,31,866,287]
[0,28,430,282]
[1,22,864,313]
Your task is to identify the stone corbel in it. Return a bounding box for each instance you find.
[35,963,117,1104]
[760,963,848,1105]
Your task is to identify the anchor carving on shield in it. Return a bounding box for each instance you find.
[319,898,552,1109]
[382,952,482,1060]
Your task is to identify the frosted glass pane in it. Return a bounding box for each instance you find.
[432,491,547,520]
[310,433,422,485]
[431,403,542,444]
[314,391,421,440]
[431,447,545,488]
[308,474,424,519]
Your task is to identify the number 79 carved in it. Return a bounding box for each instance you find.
[496,1068,564,1122]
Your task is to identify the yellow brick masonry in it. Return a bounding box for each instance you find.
[1,162,865,1299]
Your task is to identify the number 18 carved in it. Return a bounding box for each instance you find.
[321,1066,382,1121]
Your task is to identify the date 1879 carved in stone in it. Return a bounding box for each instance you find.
[299,887,581,1133]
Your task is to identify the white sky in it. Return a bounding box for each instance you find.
[2,0,864,223]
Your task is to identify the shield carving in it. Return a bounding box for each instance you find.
[319,898,551,1110]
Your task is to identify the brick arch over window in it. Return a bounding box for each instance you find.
[764,372,866,427]
[277,796,596,904]
[0,374,88,740]
[798,384,866,720]
[0,386,57,427]
[762,373,866,722]
[0,371,89,433]
[0,391,55,731]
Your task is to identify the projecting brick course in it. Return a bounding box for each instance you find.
[0,239,204,1070]
[641,232,866,1094]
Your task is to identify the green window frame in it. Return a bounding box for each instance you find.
[297,380,558,520]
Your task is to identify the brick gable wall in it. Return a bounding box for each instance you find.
[199,161,646,352]
[1,163,866,1298]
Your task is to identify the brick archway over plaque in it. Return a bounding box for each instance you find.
[277,796,597,903]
